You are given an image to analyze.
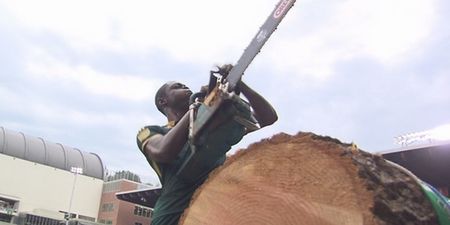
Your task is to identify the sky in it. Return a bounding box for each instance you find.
[1,0,449,185]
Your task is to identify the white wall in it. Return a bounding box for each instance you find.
[0,153,103,220]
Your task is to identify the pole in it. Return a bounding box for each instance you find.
[67,167,83,225]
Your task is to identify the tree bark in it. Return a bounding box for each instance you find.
[179,132,438,225]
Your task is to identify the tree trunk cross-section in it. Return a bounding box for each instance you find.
[179,132,438,225]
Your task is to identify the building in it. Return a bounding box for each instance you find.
[0,127,104,224]
[98,171,154,225]
[380,140,450,197]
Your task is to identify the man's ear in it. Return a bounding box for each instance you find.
[158,97,168,108]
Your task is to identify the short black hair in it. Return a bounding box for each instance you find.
[155,83,169,115]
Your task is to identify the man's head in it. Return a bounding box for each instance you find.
[155,81,192,116]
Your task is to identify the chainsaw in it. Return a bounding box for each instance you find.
[177,0,296,179]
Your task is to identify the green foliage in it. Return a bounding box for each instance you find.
[106,170,141,183]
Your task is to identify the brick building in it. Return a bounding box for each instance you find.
[98,172,155,225]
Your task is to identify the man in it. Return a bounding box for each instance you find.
[136,66,277,225]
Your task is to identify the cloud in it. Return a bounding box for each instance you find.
[24,46,162,101]
[4,0,436,84]
[263,0,436,81]
[0,86,152,129]
[1,0,275,64]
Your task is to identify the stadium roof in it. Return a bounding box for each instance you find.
[0,126,104,179]
[116,188,161,208]
[379,140,450,188]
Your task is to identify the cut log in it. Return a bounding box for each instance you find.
[179,132,439,225]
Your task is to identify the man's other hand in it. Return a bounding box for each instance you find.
[216,64,233,77]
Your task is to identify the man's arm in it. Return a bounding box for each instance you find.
[142,80,277,162]
[239,81,278,128]
[143,113,190,163]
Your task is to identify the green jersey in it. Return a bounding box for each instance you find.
[137,98,253,225]
[139,120,247,225]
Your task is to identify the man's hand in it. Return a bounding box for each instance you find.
[207,64,236,95]
[215,64,233,77]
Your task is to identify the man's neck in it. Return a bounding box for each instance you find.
[166,109,186,124]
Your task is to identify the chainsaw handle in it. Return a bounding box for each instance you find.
[189,91,207,105]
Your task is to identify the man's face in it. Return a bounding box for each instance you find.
[165,82,192,111]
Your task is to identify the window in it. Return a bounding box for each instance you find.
[101,203,114,212]
[23,214,61,225]
[133,206,152,218]
[78,215,95,222]
[102,181,121,193]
